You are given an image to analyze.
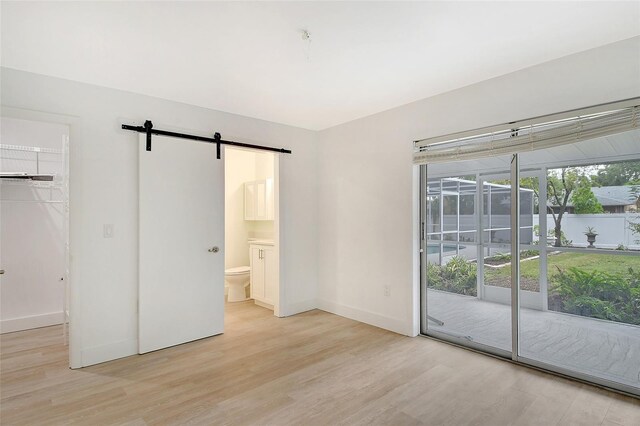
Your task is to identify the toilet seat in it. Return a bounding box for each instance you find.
[225,266,250,275]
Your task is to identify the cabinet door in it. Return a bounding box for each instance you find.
[250,246,265,300]
[255,180,267,220]
[245,182,256,220]
[263,246,277,304]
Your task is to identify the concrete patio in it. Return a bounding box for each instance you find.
[427,289,640,390]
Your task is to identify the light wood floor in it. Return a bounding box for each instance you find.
[1,302,639,425]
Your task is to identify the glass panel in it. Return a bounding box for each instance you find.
[426,208,440,235]
[458,231,476,243]
[426,182,441,236]
[488,183,511,244]
[442,232,457,242]
[442,194,458,232]
[459,187,477,243]
[519,252,640,390]
[426,176,478,243]
[423,123,640,395]
[518,176,542,304]
[426,161,512,354]
[427,234,441,242]
[519,129,640,394]
[545,158,640,249]
[520,183,535,245]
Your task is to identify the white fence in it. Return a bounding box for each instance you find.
[534,213,640,249]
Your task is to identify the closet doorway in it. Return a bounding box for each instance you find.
[0,117,70,345]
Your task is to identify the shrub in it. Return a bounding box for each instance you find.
[427,256,477,296]
[533,225,572,246]
[562,295,623,323]
[521,249,540,258]
[490,252,511,263]
[629,219,640,243]
[550,266,640,325]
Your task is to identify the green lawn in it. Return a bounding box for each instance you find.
[484,252,640,291]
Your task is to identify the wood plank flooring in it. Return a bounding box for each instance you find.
[1,301,639,425]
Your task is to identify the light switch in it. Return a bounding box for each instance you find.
[103,224,114,238]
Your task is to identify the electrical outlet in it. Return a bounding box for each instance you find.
[103,224,114,238]
[384,285,391,297]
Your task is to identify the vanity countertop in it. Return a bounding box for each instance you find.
[248,239,275,246]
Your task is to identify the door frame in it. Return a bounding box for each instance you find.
[1,106,78,367]
[273,152,283,317]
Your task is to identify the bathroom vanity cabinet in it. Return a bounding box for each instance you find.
[249,242,277,309]
[244,179,274,221]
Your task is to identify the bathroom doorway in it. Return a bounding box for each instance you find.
[224,147,282,321]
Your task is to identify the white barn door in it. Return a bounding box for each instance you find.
[138,134,224,354]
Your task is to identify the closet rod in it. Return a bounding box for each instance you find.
[122,120,292,157]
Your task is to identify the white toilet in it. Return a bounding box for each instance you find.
[225,266,251,302]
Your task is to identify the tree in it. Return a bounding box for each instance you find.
[592,161,640,187]
[495,167,600,247]
[520,177,540,213]
[571,178,604,214]
[519,170,581,247]
[546,168,582,247]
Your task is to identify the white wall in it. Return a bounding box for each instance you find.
[1,68,318,367]
[225,148,256,270]
[1,118,68,332]
[225,148,275,270]
[316,36,640,336]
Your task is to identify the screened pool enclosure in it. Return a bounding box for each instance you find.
[425,177,534,263]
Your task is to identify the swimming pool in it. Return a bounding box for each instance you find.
[426,244,465,254]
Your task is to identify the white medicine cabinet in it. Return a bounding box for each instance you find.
[244,178,274,220]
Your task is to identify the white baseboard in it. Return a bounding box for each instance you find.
[316,299,410,336]
[282,298,317,317]
[1,312,64,334]
[80,339,138,367]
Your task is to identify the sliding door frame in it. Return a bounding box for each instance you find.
[419,163,513,359]
[510,154,520,361]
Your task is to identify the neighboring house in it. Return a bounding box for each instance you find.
[550,185,640,214]
[591,186,640,213]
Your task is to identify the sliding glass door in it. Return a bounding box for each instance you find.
[422,155,514,356]
[419,103,640,396]
[517,134,640,393]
